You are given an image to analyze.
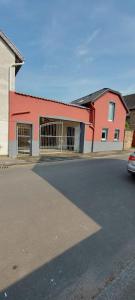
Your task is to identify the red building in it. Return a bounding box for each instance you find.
[9,88,128,157]
[0,31,128,157]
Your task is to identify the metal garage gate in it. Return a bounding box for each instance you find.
[40,121,75,152]
[17,123,32,155]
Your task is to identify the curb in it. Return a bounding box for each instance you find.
[0,151,130,168]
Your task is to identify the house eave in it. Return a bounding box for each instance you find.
[0,31,24,63]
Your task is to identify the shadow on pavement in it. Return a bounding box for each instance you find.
[18,154,83,164]
[0,158,135,300]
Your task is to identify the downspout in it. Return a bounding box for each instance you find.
[89,102,95,152]
[8,62,24,156]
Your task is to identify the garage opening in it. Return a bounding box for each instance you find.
[39,117,80,153]
[17,123,32,155]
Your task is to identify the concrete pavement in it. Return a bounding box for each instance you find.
[0,156,135,299]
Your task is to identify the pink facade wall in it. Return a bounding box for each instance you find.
[94,92,127,142]
[85,125,93,141]
[9,92,90,142]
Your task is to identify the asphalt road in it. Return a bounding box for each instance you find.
[0,155,135,300]
[96,257,135,300]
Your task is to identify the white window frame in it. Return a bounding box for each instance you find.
[114,129,120,141]
[101,128,108,141]
[108,102,115,122]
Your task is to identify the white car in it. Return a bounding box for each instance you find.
[128,152,135,175]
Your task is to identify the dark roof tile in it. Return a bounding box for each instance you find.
[72,88,108,105]
[124,94,135,110]
[71,88,129,112]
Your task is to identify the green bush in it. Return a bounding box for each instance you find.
[125,120,130,129]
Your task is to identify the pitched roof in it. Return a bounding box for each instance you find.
[72,88,108,105]
[71,88,129,112]
[123,94,135,110]
[0,31,24,63]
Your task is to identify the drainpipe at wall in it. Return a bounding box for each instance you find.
[8,62,24,156]
[89,102,95,152]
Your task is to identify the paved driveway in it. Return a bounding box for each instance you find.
[0,156,135,299]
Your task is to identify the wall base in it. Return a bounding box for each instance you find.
[93,141,123,152]
[9,140,40,157]
[0,121,8,155]
[9,141,17,157]
[83,141,92,153]
[32,141,40,156]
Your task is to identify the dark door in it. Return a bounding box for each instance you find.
[17,123,32,155]
[67,127,75,151]
[132,131,135,147]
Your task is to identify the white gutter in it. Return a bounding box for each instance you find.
[8,62,24,156]
[9,62,24,90]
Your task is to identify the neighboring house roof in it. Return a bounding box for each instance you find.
[123,94,135,110]
[0,31,24,73]
[71,88,129,112]
[72,88,107,105]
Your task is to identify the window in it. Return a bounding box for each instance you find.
[114,129,120,141]
[108,102,115,121]
[101,128,108,141]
